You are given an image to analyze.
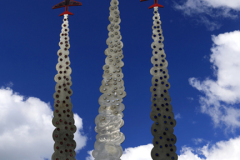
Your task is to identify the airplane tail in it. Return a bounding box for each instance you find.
[149,3,164,9]
[59,11,74,16]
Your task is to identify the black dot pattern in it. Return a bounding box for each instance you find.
[150,7,178,160]
[52,14,77,160]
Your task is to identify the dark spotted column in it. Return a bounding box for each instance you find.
[52,14,77,160]
[150,7,178,160]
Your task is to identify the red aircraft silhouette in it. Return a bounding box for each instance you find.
[53,0,82,16]
[140,0,163,9]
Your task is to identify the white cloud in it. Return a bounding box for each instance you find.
[175,0,211,15]
[86,136,240,160]
[206,0,240,10]
[175,113,181,119]
[174,0,239,30]
[175,0,240,15]
[189,30,240,133]
[0,87,87,160]
[179,146,204,160]
[192,138,205,145]
[86,144,152,160]
[86,150,94,160]
[198,16,221,31]
[121,144,152,160]
[179,136,240,160]
[3,81,13,88]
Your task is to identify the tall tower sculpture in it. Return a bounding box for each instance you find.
[92,0,126,159]
[141,0,178,160]
[51,1,82,160]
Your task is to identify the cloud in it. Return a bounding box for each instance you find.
[179,146,204,160]
[192,138,205,145]
[121,144,152,160]
[198,16,221,31]
[86,150,94,160]
[86,144,152,160]
[179,136,240,160]
[174,0,239,30]
[194,139,203,145]
[175,0,211,15]
[0,87,87,160]
[189,30,240,133]
[86,136,240,160]
[3,81,13,88]
[175,0,240,16]
[187,97,194,101]
[206,0,240,10]
[175,113,181,119]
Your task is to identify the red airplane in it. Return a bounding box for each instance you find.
[140,0,164,9]
[53,0,82,16]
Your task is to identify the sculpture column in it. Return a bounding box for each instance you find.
[92,0,126,159]
[149,7,178,160]
[52,14,77,160]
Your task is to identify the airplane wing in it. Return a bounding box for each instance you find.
[52,1,66,9]
[68,0,82,6]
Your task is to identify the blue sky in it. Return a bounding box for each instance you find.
[0,0,240,159]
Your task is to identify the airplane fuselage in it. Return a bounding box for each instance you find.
[64,0,70,11]
[65,0,70,5]
[53,0,82,16]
